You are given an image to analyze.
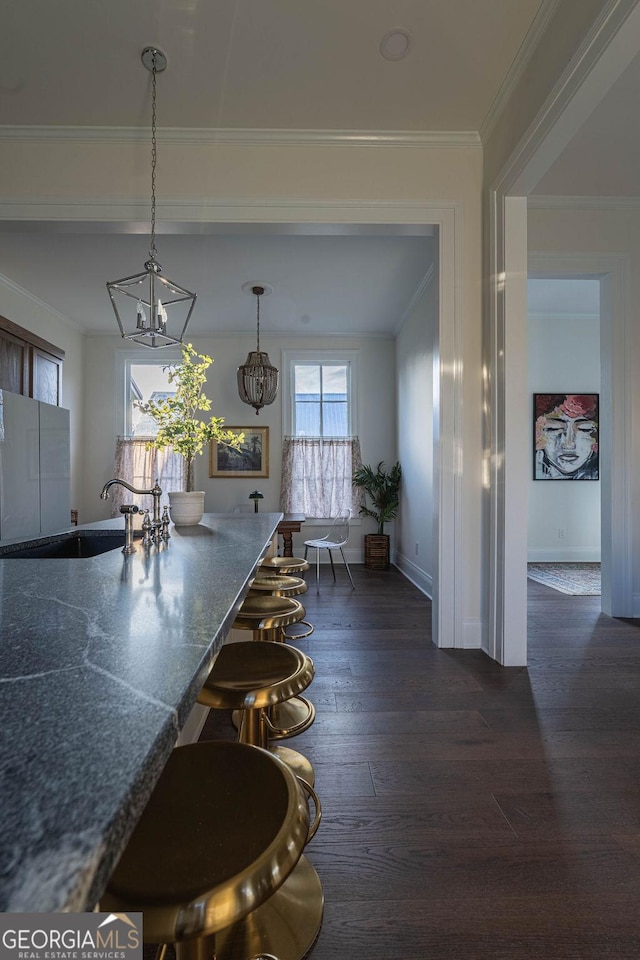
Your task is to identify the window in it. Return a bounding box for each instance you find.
[107,352,185,516]
[292,362,350,436]
[283,350,358,437]
[125,357,178,437]
[281,351,361,518]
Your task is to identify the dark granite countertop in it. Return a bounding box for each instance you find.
[0,512,282,913]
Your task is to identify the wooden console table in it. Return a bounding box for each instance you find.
[277,514,305,556]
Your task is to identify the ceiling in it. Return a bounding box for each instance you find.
[1,0,545,131]
[0,230,435,337]
[0,0,552,337]
[533,47,640,198]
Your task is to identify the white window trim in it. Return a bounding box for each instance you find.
[281,348,359,438]
[115,348,181,437]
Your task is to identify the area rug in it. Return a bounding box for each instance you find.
[527,562,601,596]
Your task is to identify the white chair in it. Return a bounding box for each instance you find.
[304,508,355,589]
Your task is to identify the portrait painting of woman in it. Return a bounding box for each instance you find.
[533,394,599,480]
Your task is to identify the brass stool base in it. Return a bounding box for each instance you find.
[209,855,323,960]
[232,695,315,740]
[271,745,315,787]
[270,696,315,740]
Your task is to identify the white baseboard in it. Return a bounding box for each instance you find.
[463,619,483,649]
[394,550,432,598]
[527,549,601,562]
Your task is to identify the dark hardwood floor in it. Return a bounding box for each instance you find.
[201,566,640,959]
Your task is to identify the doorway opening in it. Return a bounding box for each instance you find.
[526,277,602,606]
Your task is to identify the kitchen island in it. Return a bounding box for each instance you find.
[0,512,282,913]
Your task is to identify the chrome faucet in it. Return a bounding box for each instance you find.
[119,504,139,555]
[100,478,163,543]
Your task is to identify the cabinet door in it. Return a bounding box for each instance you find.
[0,316,64,404]
[0,392,41,540]
[0,328,29,396]
[32,346,63,405]
[39,401,70,534]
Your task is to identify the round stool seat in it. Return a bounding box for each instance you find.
[101,741,323,952]
[249,574,314,644]
[199,642,314,711]
[199,642,316,785]
[249,573,308,597]
[233,594,306,633]
[260,556,309,576]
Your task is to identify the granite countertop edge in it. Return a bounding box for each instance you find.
[0,511,282,913]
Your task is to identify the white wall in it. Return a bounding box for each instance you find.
[527,301,601,561]
[0,275,85,519]
[83,332,396,563]
[395,271,436,595]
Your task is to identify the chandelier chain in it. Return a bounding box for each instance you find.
[256,290,260,352]
[149,50,158,260]
[107,46,197,349]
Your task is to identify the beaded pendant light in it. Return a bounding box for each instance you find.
[237,284,279,414]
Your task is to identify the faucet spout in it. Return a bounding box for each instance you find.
[100,478,163,544]
[100,477,158,500]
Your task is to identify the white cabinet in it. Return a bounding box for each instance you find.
[0,391,70,540]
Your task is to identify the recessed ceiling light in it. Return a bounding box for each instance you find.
[379,28,412,61]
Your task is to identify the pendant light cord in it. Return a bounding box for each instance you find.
[255,289,261,352]
[149,50,158,261]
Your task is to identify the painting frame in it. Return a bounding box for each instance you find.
[209,426,269,478]
[533,393,599,481]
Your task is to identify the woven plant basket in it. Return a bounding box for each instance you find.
[364,534,390,570]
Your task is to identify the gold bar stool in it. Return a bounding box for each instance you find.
[101,740,323,960]
[233,594,307,641]
[232,595,315,736]
[250,572,308,598]
[249,572,314,641]
[260,555,310,577]
[198,641,316,786]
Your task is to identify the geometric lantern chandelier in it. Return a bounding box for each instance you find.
[237,283,279,415]
[106,47,197,348]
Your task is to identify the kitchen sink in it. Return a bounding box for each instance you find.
[0,533,127,559]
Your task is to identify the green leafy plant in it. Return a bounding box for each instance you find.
[136,343,242,491]
[352,460,402,535]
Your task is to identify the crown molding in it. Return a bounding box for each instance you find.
[0,271,84,332]
[480,0,562,144]
[394,262,436,334]
[0,125,481,148]
[0,196,451,225]
[529,194,640,210]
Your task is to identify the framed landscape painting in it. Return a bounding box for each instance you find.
[210,426,269,478]
[533,393,599,480]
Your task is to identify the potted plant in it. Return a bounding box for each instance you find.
[136,343,242,525]
[352,460,402,569]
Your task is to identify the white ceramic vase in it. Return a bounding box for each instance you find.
[168,491,205,526]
